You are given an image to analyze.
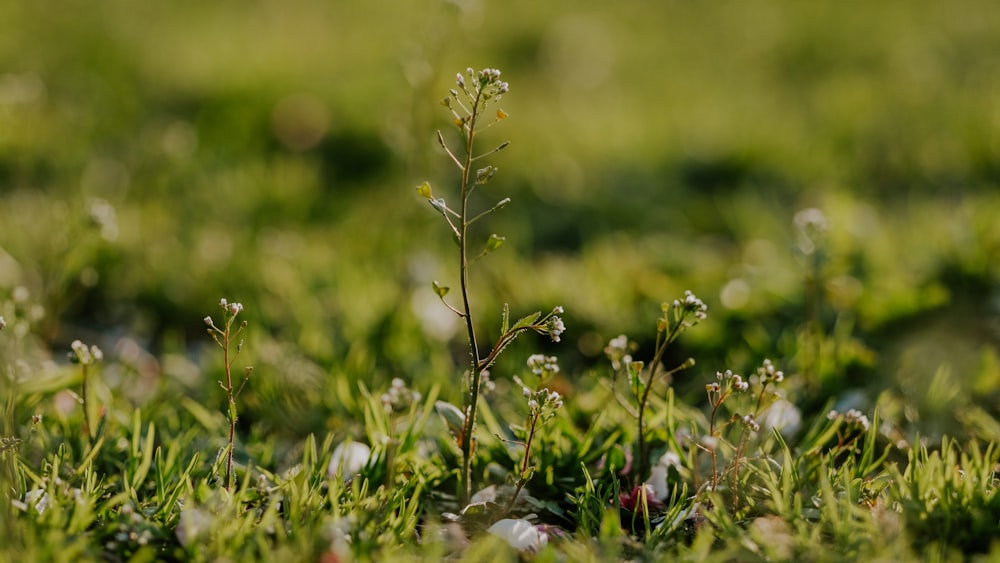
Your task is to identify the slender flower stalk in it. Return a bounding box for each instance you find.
[205,298,251,492]
[420,68,564,503]
[69,340,103,444]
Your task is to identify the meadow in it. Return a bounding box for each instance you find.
[2,1,1000,560]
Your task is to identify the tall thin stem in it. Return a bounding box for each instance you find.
[458,90,483,504]
[223,325,236,492]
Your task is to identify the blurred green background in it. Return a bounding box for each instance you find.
[2,0,999,441]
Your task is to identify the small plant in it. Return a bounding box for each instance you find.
[204,298,252,491]
[504,354,564,514]
[68,339,103,444]
[604,291,704,482]
[418,67,565,502]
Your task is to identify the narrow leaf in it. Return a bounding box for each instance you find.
[485,234,506,253]
[501,303,511,335]
[435,401,466,443]
[510,311,542,332]
[432,280,450,298]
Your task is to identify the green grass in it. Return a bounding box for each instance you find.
[3,0,1000,560]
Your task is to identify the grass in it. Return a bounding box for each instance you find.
[2,0,1000,560]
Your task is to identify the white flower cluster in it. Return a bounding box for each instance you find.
[514,374,563,419]
[69,339,103,365]
[741,413,761,432]
[757,358,784,383]
[674,290,708,321]
[526,354,560,377]
[603,334,640,376]
[381,377,422,414]
[455,67,509,98]
[546,306,565,343]
[219,297,243,317]
[828,408,871,431]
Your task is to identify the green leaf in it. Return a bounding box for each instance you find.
[485,233,505,253]
[416,181,432,199]
[435,400,466,438]
[432,280,449,298]
[475,166,496,184]
[501,303,510,335]
[510,311,542,332]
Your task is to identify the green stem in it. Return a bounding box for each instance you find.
[81,364,92,443]
[223,324,235,492]
[458,90,483,504]
[635,320,683,480]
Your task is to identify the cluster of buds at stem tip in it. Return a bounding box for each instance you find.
[741,413,761,432]
[68,340,103,365]
[514,372,564,421]
[673,290,708,321]
[204,298,245,330]
[827,408,871,431]
[706,369,748,401]
[381,377,422,414]
[756,358,784,383]
[536,306,565,343]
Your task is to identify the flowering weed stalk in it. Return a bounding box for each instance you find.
[68,339,103,444]
[505,355,563,514]
[204,298,251,491]
[418,67,565,502]
[605,291,704,481]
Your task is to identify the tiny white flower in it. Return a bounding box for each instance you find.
[0,316,6,330]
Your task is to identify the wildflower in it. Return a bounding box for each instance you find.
[733,374,749,392]
[0,316,5,330]
[757,359,784,383]
[845,409,871,431]
[203,316,214,327]
[69,340,102,365]
[527,354,559,376]
[741,413,761,432]
[547,316,565,342]
[604,334,629,370]
[681,290,708,320]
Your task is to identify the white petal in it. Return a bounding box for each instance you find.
[327,442,372,480]
[648,465,669,502]
[487,518,548,551]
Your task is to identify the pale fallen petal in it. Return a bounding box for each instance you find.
[487,518,548,552]
[327,441,372,481]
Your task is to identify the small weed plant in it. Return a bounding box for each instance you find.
[418,67,565,503]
